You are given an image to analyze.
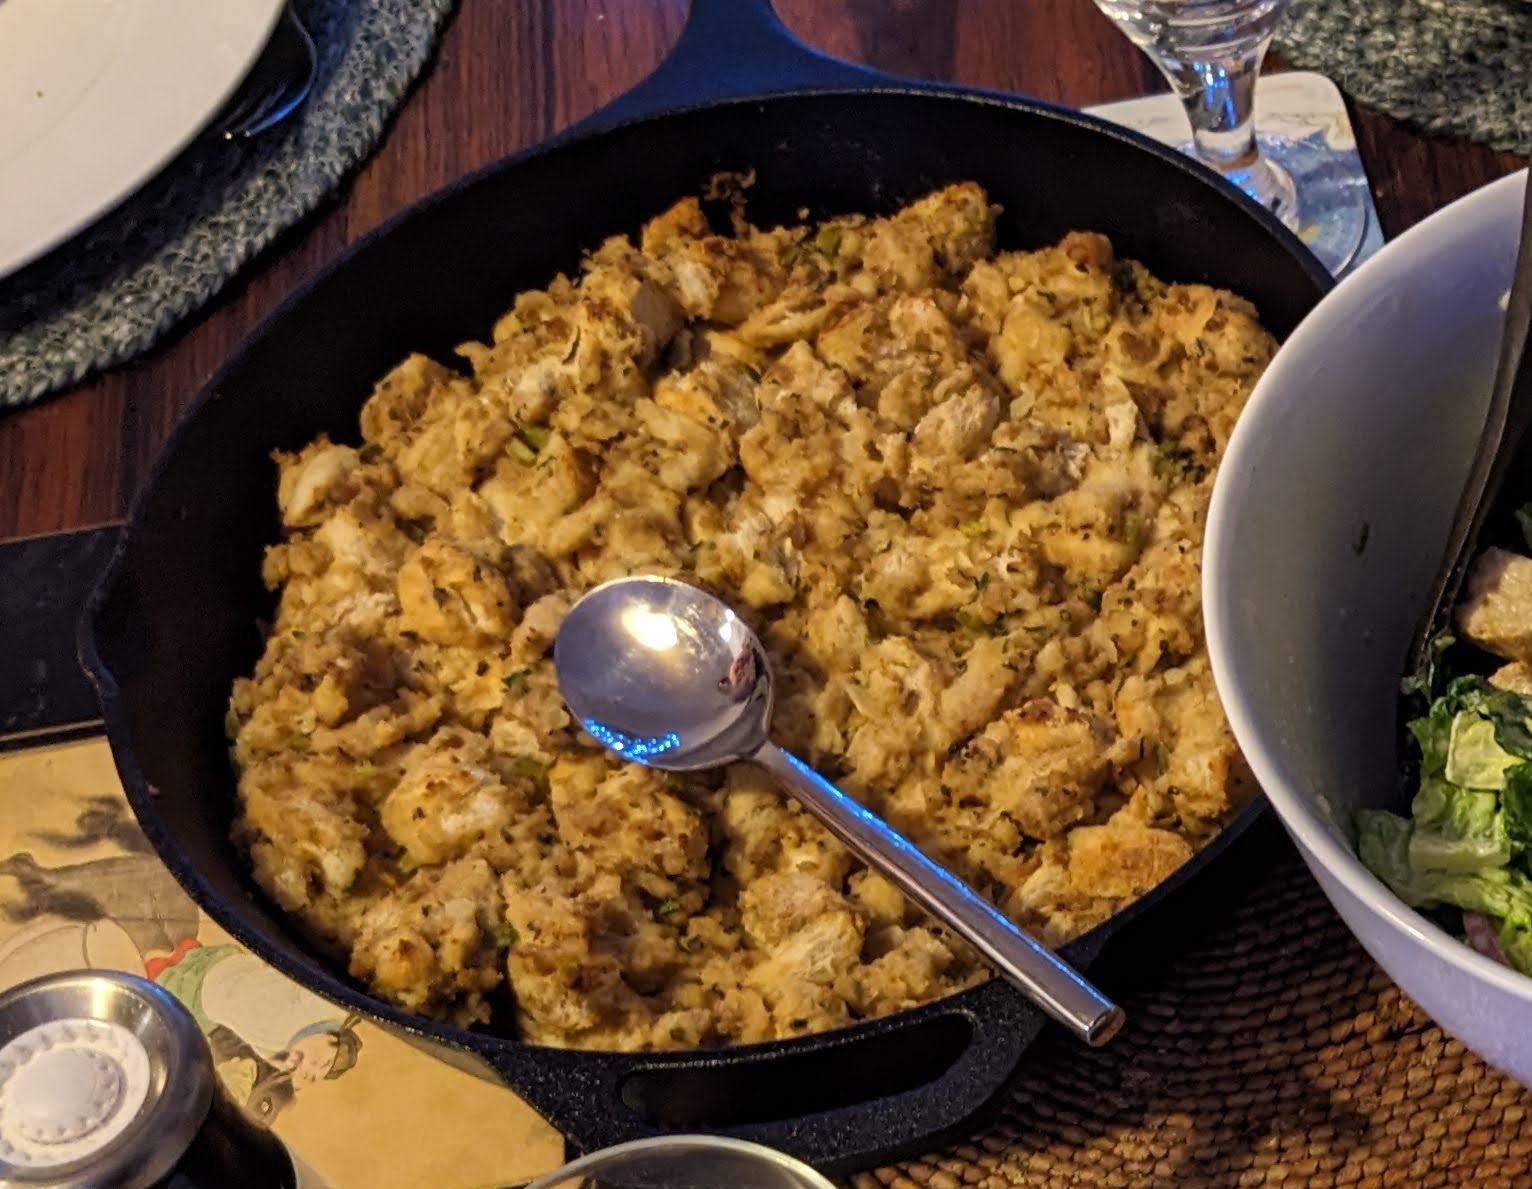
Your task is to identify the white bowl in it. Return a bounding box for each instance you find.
[1204,169,1532,1084]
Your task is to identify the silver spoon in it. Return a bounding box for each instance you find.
[553,575,1125,1047]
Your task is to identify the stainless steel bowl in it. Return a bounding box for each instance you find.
[524,1136,838,1189]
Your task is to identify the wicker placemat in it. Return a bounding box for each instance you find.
[0,0,454,411]
[1277,0,1532,158]
[856,845,1532,1189]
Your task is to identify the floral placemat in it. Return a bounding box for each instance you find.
[0,736,566,1189]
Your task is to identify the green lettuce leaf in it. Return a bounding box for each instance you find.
[1359,810,1437,906]
[1444,712,1520,790]
[1438,865,1532,923]
[1502,766,1532,855]
[1408,700,1456,779]
[1437,676,1532,760]
[1366,675,1532,975]
[1359,809,1532,917]
[1498,917,1532,975]
[1401,631,1456,701]
[1406,777,1512,873]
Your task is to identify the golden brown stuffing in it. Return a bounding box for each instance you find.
[228,182,1275,1050]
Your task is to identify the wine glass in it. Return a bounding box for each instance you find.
[1094,0,1368,275]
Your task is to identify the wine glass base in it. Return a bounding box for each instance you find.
[1220,154,1300,232]
[1173,131,1370,276]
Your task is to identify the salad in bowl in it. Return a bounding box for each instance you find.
[1362,544,1532,974]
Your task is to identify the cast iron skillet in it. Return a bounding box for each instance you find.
[78,0,1331,1173]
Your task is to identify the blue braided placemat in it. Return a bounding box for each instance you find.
[1277,0,1532,159]
[0,0,454,410]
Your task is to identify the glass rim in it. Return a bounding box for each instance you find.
[522,1135,840,1189]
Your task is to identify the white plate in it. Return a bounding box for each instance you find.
[0,0,286,280]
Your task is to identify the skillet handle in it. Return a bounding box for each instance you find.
[572,0,894,137]
[487,988,1046,1176]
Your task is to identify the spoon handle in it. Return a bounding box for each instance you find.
[751,743,1125,1047]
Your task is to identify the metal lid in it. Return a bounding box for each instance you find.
[0,971,213,1189]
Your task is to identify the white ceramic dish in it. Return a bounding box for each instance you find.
[0,0,285,279]
[1204,169,1532,1085]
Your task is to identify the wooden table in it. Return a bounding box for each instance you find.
[0,0,1523,540]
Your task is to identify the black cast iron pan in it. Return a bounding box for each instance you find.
[73,0,1331,1174]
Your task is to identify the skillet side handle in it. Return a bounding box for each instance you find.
[496,990,1046,1177]
[572,0,894,137]
[629,995,1043,1175]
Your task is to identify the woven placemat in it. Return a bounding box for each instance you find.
[0,0,454,411]
[856,844,1532,1189]
[1277,0,1532,158]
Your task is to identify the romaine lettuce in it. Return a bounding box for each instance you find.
[1361,679,1532,977]
[1407,778,1512,873]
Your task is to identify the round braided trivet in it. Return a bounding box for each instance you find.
[1276,0,1532,159]
[0,0,454,411]
[856,847,1532,1189]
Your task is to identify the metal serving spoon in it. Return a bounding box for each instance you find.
[553,575,1125,1047]
[1403,176,1532,723]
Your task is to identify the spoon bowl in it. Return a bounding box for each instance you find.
[554,575,1125,1048]
[554,575,772,769]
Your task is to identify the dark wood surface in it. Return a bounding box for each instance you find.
[1,0,1523,540]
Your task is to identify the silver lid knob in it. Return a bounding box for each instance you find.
[0,971,212,1189]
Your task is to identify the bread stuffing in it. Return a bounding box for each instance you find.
[228,181,1276,1050]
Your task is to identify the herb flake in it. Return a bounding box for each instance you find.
[653,897,681,922]
[507,437,537,465]
[512,757,552,793]
[1402,631,1456,700]
[956,611,998,641]
[518,424,552,451]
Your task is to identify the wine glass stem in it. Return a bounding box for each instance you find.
[1173,54,1263,171]
[1150,35,1298,228]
